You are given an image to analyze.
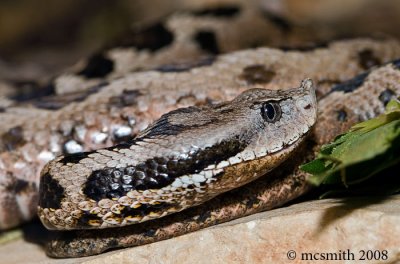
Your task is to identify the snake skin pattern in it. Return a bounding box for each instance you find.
[0,1,400,258]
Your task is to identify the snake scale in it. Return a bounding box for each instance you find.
[1,1,400,258]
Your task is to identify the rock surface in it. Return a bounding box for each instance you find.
[1,195,400,264]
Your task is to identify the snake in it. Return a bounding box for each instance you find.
[38,79,317,230]
[1,1,400,258]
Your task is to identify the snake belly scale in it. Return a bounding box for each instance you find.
[38,79,317,230]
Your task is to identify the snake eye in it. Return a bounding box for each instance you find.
[261,101,281,122]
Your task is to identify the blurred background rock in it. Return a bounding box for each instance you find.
[0,0,399,82]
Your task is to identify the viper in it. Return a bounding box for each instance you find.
[38,79,317,230]
[1,2,400,258]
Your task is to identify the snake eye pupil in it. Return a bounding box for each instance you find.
[261,102,281,122]
[264,103,275,119]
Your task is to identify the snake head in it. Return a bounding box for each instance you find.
[37,79,317,230]
[140,78,317,153]
[228,78,317,156]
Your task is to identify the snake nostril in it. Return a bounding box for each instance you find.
[304,104,311,110]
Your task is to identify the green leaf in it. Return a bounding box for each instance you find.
[301,99,400,192]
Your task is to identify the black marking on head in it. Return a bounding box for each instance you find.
[193,31,219,54]
[239,65,276,85]
[379,89,395,106]
[330,72,369,94]
[83,137,246,201]
[116,22,174,52]
[141,106,204,138]
[8,81,55,102]
[155,56,216,72]
[0,126,26,152]
[59,152,88,165]
[33,82,108,110]
[358,49,381,70]
[39,173,65,209]
[109,89,143,108]
[191,6,240,17]
[262,11,292,32]
[78,53,114,78]
[337,109,347,122]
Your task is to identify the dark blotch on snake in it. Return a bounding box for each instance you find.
[239,65,276,85]
[196,211,211,224]
[280,42,328,52]
[191,6,240,17]
[358,49,381,70]
[14,179,31,194]
[144,229,157,237]
[0,126,26,152]
[8,81,55,102]
[78,53,114,78]
[337,109,348,122]
[379,89,395,106]
[76,213,101,228]
[142,106,211,138]
[115,22,174,52]
[262,11,292,32]
[83,138,246,201]
[109,89,143,108]
[38,173,65,209]
[33,82,108,110]
[193,31,220,54]
[330,71,369,94]
[155,56,215,72]
[59,152,89,165]
[245,195,259,208]
[393,59,400,69]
